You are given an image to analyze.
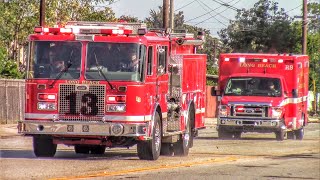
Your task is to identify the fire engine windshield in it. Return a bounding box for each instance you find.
[224,77,282,97]
[85,43,146,82]
[27,41,82,79]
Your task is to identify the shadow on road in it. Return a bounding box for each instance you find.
[195,136,277,141]
[0,149,138,160]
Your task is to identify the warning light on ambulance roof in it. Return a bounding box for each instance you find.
[239,57,245,62]
[278,59,284,63]
[43,28,49,33]
[262,59,268,62]
[224,58,230,61]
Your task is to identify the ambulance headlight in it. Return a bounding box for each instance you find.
[106,104,126,112]
[218,105,228,117]
[271,107,283,118]
[37,102,57,111]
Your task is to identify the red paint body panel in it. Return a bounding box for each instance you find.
[218,53,309,132]
[22,23,207,146]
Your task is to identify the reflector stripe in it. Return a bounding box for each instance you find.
[279,96,308,106]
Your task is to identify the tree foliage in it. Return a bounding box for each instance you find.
[0,0,114,78]
[144,6,185,30]
[144,7,218,85]
[218,0,300,53]
[306,2,320,94]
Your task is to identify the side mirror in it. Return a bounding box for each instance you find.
[211,86,221,96]
[292,89,298,98]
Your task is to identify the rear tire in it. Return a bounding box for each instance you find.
[287,131,295,140]
[33,136,57,157]
[90,145,106,154]
[173,110,192,156]
[295,127,304,140]
[137,112,161,160]
[74,145,90,154]
[160,143,173,156]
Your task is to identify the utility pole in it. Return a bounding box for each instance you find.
[40,0,46,26]
[302,0,307,55]
[163,0,169,29]
[169,0,174,30]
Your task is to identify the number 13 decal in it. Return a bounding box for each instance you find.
[66,93,98,115]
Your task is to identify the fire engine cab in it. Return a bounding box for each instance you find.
[212,53,309,141]
[18,21,207,160]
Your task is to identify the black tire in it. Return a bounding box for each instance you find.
[160,143,173,156]
[173,111,192,156]
[137,112,161,160]
[218,128,233,139]
[295,127,304,140]
[275,129,285,141]
[90,145,106,154]
[287,131,295,139]
[74,145,90,154]
[233,132,242,139]
[33,136,57,157]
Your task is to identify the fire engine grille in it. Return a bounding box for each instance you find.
[59,84,106,121]
[231,105,268,117]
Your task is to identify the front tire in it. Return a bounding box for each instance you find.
[218,128,233,139]
[137,112,161,160]
[33,136,57,157]
[275,129,285,141]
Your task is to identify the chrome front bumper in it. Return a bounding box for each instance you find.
[18,120,148,137]
[217,117,283,132]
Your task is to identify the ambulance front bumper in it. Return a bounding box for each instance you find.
[18,120,148,137]
[217,117,283,132]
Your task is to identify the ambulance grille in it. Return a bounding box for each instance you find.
[231,105,268,117]
[59,84,105,121]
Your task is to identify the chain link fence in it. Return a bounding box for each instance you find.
[0,79,25,124]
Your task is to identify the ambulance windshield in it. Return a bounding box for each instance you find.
[224,77,282,97]
[27,41,82,79]
[85,42,146,82]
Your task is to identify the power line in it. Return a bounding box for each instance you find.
[286,4,302,13]
[194,0,242,26]
[175,0,197,12]
[185,0,238,23]
[198,0,231,21]
[195,0,228,27]
[211,0,240,11]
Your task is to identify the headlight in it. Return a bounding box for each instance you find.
[218,105,228,117]
[37,102,57,111]
[106,104,126,112]
[271,107,283,118]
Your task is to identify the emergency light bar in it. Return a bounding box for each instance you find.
[223,57,287,63]
[34,24,135,36]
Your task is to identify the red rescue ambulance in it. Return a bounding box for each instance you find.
[212,53,309,141]
[18,22,207,160]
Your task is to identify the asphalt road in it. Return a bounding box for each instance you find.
[0,122,319,180]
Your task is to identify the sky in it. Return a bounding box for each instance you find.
[106,0,319,37]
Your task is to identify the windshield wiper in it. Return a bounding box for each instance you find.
[49,50,73,88]
[93,52,114,89]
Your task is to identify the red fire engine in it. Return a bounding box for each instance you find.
[18,21,207,160]
[212,53,309,141]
